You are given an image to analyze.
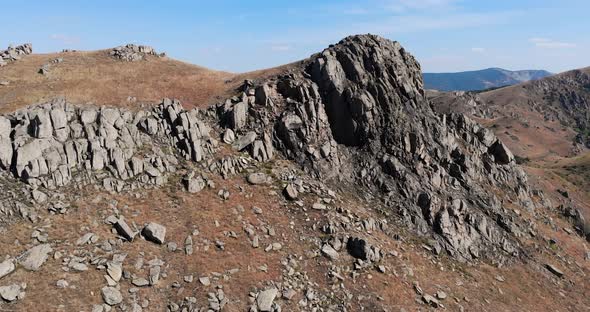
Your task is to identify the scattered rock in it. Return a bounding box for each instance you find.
[114,218,136,242]
[107,262,123,282]
[422,294,441,307]
[545,263,564,277]
[18,244,52,271]
[0,283,25,302]
[321,244,340,260]
[101,286,123,305]
[0,259,15,279]
[142,223,166,244]
[256,288,278,311]
[199,276,210,286]
[222,129,236,144]
[436,290,447,300]
[110,44,163,61]
[56,279,69,288]
[283,184,298,200]
[247,172,268,185]
[132,277,150,287]
[184,173,205,193]
[232,131,257,151]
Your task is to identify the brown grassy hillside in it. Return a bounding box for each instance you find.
[0,50,300,113]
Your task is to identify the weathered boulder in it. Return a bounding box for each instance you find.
[0,284,25,302]
[283,184,298,200]
[0,259,15,279]
[101,286,123,305]
[232,132,257,151]
[114,218,136,242]
[247,172,268,185]
[256,288,278,312]
[18,244,52,271]
[142,222,166,244]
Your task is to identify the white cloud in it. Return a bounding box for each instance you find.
[471,47,485,53]
[529,37,576,49]
[49,34,80,45]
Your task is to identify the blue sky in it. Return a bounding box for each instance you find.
[1,0,588,73]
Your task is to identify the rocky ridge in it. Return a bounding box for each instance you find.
[0,97,215,222]
[0,35,537,262]
[0,35,585,311]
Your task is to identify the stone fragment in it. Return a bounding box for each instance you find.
[199,276,210,286]
[283,184,298,200]
[107,262,123,282]
[222,129,235,144]
[545,263,564,277]
[114,218,136,242]
[0,284,25,302]
[232,131,257,151]
[247,172,268,185]
[132,277,150,287]
[0,259,15,279]
[19,244,52,271]
[321,244,340,260]
[256,288,278,312]
[101,286,123,305]
[422,294,440,307]
[142,223,166,244]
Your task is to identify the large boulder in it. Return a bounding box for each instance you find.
[18,244,52,271]
[142,222,166,244]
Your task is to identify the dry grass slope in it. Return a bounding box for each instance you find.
[0,50,303,113]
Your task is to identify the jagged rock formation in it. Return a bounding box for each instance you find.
[220,35,535,262]
[0,98,215,220]
[0,35,537,263]
[0,44,32,67]
[110,44,165,61]
[1,35,589,312]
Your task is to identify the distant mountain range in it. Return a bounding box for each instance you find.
[423,68,553,91]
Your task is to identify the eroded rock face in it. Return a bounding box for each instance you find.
[0,97,216,221]
[221,34,534,262]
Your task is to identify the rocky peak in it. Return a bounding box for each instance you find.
[306,34,425,146]
[219,34,536,262]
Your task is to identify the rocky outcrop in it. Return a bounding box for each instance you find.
[219,35,534,262]
[110,44,164,61]
[0,97,215,221]
[0,43,32,67]
[0,35,537,264]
